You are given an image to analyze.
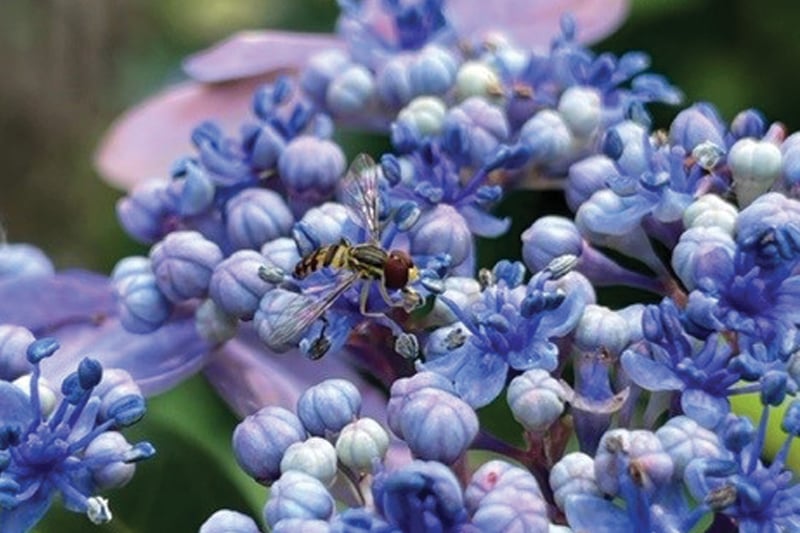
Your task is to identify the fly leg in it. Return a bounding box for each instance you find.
[359,280,388,318]
[308,316,331,360]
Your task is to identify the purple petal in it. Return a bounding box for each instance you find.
[94,77,275,190]
[203,328,388,420]
[0,489,53,533]
[183,31,345,83]
[38,312,214,396]
[619,350,683,391]
[0,270,114,332]
[446,0,629,47]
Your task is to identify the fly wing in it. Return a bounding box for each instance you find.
[269,271,359,349]
[340,153,381,243]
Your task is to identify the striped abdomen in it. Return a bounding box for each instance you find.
[293,240,389,280]
[294,242,352,279]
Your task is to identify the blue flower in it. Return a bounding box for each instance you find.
[0,337,154,532]
[621,299,739,429]
[372,460,468,533]
[684,406,800,531]
[421,260,586,407]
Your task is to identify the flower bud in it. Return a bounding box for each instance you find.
[225,189,294,250]
[668,103,725,152]
[93,368,142,422]
[297,379,362,437]
[302,49,352,104]
[195,299,238,344]
[409,204,473,271]
[12,374,57,416]
[442,97,508,167]
[261,237,301,273]
[607,121,650,176]
[376,54,414,108]
[0,243,54,279]
[388,376,478,464]
[454,61,501,101]
[683,194,738,234]
[574,305,633,355]
[85,431,137,489]
[280,437,338,486]
[0,325,34,380]
[549,452,601,510]
[117,181,179,244]
[178,163,215,216]
[112,257,172,333]
[594,429,674,495]
[149,231,223,303]
[233,406,306,484]
[209,250,271,319]
[199,510,260,533]
[730,108,766,139]
[408,45,458,97]
[671,227,735,291]
[335,417,390,472]
[465,460,542,511]
[521,216,584,274]
[395,96,447,137]
[507,369,565,432]
[729,138,783,207]
[264,471,335,528]
[278,137,346,201]
[467,460,548,533]
[519,110,573,163]
[293,202,352,255]
[326,64,375,116]
[565,155,617,211]
[372,460,466,531]
[655,416,723,479]
[558,86,602,138]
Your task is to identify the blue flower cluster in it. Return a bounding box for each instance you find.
[3,0,800,530]
[0,333,153,530]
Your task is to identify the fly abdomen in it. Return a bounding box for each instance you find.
[294,243,350,279]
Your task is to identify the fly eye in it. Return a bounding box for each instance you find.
[384,251,413,290]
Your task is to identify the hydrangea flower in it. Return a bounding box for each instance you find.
[0,337,153,532]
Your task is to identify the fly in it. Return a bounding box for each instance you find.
[269,154,422,358]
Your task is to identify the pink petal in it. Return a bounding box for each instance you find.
[94,76,276,190]
[182,30,345,83]
[446,0,629,46]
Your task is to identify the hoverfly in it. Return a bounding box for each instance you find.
[268,154,422,358]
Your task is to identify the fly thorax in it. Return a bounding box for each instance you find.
[349,244,388,280]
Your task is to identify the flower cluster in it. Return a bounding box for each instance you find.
[3,0,800,531]
[0,332,153,530]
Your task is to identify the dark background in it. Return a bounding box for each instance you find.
[2,0,798,530]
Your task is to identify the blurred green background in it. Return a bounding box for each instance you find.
[1,0,799,530]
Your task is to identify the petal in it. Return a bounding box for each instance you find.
[620,349,683,391]
[0,489,53,533]
[183,31,345,83]
[0,271,114,332]
[94,77,274,190]
[563,494,630,531]
[38,312,213,397]
[203,328,388,419]
[446,0,629,47]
